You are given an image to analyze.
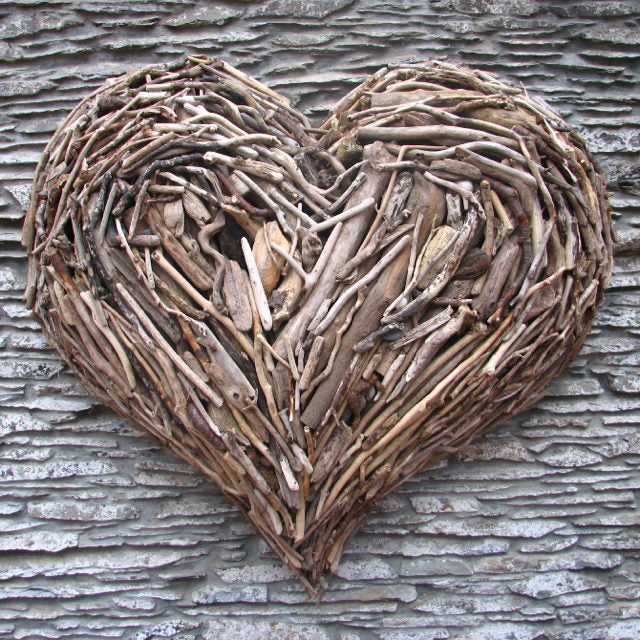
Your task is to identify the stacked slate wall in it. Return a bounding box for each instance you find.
[0,1,639,638]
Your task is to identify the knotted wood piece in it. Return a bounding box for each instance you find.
[23,57,613,596]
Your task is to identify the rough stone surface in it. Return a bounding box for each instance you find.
[1,1,639,639]
[509,571,606,600]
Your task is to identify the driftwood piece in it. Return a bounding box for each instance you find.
[252,221,290,295]
[222,259,253,333]
[416,225,458,288]
[24,56,613,596]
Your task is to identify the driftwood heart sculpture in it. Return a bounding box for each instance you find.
[23,57,613,595]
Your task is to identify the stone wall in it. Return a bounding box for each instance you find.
[1,1,639,639]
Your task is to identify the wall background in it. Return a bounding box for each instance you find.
[1,1,640,639]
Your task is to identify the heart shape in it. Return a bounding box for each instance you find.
[23,56,613,595]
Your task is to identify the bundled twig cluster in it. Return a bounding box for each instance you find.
[23,57,613,594]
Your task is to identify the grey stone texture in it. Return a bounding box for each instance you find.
[0,0,639,638]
